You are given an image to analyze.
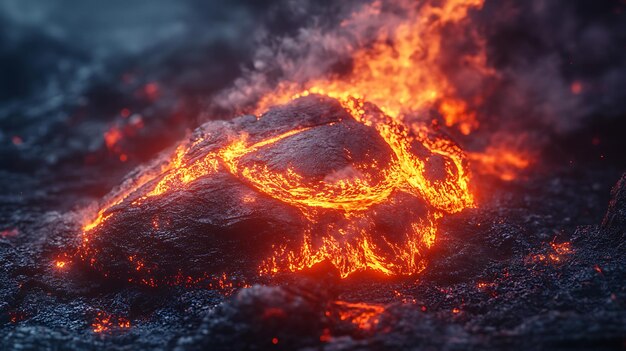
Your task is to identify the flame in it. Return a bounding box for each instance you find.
[526,241,573,264]
[255,0,490,135]
[103,115,144,160]
[104,127,123,151]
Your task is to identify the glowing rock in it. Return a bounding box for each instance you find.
[79,95,471,284]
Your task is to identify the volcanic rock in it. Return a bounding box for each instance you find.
[80,95,446,284]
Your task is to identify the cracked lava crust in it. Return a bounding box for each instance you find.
[77,95,474,285]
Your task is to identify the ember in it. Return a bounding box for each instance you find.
[0,228,18,239]
[92,312,131,333]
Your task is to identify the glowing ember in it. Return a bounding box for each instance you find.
[593,264,603,274]
[103,115,145,160]
[549,241,573,262]
[319,328,332,342]
[526,241,573,264]
[92,312,131,333]
[331,301,386,331]
[8,311,25,324]
[76,0,530,281]
[476,281,495,290]
[570,81,583,95]
[81,95,474,279]
[468,146,530,181]
[104,126,123,152]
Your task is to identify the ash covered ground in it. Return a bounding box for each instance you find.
[1,0,626,350]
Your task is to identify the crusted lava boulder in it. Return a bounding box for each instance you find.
[78,95,470,284]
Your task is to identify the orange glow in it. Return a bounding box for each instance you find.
[81,146,192,233]
[104,126,123,151]
[468,146,530,181]
[55,260,67,269]
[593,264,602,274]
[92,312,131,333]
[103,114,145,159]
[332,300,385,331]
[242,194,256,203]
[526,241,573,264]
[8,311,25,324]
[439,99,478,136]
[548,241,573,262]
[477,281,495,289]
[550,241,572,256]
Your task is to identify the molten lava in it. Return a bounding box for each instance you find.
[81,95,473,279]
[76,0,533,282]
